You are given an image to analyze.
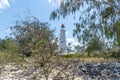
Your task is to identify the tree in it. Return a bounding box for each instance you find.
[10,17,59,80]
[85,36,103,56]
[31,31,58,80]
[0,22,61,78]
[10,17,58,57]
[50,0,120,50]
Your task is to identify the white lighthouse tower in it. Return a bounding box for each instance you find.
[59,24,67,54]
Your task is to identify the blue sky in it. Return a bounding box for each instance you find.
[0,0,80,46]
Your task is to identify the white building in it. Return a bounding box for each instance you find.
[59,24,67,54]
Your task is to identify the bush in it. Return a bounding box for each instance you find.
[110,50,120,59]
[0,52,25,64]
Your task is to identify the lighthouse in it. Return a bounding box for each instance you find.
[59,24,67,54]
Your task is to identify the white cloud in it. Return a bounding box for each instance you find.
[66,38,81,46]
[6,27,11,33]
[48,0,64,6]
[67,38,74,44]
[66,38,83,51]
[66,31,68,35]
[0,0,10,10]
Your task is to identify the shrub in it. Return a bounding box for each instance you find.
[0,52,25,64]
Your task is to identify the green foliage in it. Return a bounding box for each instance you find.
[111,51,120,59]
[50,0,120,53]
[86,36,102,54]
[10,17,57,56]
[61,53,81,58]
[60,50,120,59]
[51,0,120,24]
[0,37,19,53]
[0,16,59,79]
[114,21,120,46]
[68,51,119,59]
[101,7,115,19]
[0,52,25,64]
[9,16,58,80]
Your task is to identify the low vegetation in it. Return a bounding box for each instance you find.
[0,52,25,64]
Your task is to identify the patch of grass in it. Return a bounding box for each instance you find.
[60,51,119,62]
[61,53,81,58]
